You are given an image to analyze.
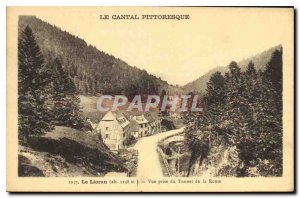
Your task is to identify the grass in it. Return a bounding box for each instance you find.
[44,126,104,149]
[23,125,127,176]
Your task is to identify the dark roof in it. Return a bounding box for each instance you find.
[128,120,139,131]
[144,111,159,123]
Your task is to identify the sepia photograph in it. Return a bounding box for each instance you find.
[6,6,294,192]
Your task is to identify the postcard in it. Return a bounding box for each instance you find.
[6,6,294,192]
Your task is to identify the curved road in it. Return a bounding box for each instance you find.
[133,128,184,179]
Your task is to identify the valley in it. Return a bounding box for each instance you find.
[17,15,283,179]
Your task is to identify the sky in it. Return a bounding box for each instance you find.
[11,7,293,85]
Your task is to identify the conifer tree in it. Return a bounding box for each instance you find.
[245,61,257,77]
[256,49,283,175]
[18,26,53,143]
[206,71,227,106]
[183,52,283,177]
[51,58,84,129]
[264,49,283,96]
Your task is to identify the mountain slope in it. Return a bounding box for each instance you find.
[19,126,126,176]
[183,45,282,93]
[18,16,183,96]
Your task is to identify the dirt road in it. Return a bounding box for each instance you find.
[133,128,184,179]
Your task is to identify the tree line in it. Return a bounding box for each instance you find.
[18,26,85,144]
[184,48,283,177]
[19,16,182,98]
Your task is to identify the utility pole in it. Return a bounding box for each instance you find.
[158,112,162,133]
[177,146,180,175]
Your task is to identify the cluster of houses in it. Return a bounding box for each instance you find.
[89,111,162,152]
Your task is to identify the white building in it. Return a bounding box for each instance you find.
[96,111,130,152]
[131,115,149,137]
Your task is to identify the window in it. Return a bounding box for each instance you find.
[105,134,109,139]
[106,127,109,130]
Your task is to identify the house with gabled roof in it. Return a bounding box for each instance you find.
[128,119,140,138]
[96,111,130,152]
[131,114,149,137]
[144,112,162,135]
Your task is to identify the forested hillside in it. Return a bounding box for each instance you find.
[18,25,127,176]
[19,16,183,97]
[183,45,282,93]
[183,48,283,177]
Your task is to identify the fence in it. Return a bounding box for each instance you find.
[157,147,172,177]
